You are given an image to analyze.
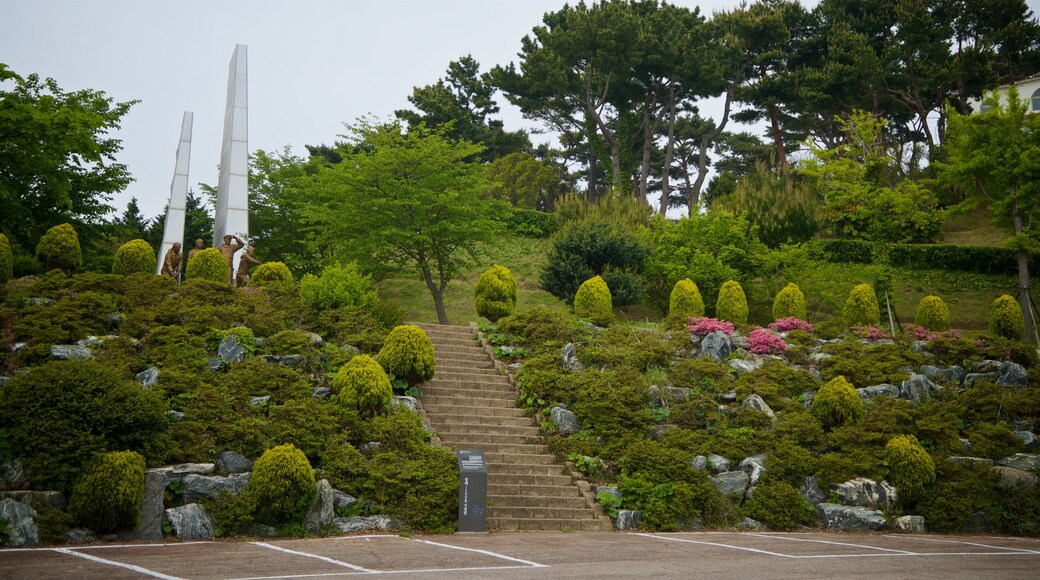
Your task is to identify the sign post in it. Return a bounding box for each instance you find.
[457,449,487,533]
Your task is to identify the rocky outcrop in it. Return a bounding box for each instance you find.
[0,498,38,546]
[330,516,399,533]
[182,473,251,502]
[831,478,897,510]
[816,503,887,531]
[551,406,580,435]
[304,479,335,533]
[615,510,643,530]
[165,503,214,540]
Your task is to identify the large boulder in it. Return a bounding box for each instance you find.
[330,516,400,533]
[304,479,335,533]
[698,331,732,363]
[729,358,763,374]
[615,510,643,531]
[895,515,926,533]
[0,490,65,510]
[831,478,897,510]
[997,361,1029,389]
[900,374,937,403]
[800,475,827,506]
[0,498,38,546]
[127,469,167,541]
[165,503,214,540]
[964,372,999,387]
[997,453,1040,472]
[551,406,580,435]
[948,456,995,469]
[992,466,1037,489]
[857,384,900,401]
[648,386,690,407]
[742,395,776,422]
[816,503,887,531]
[182,473,251,502]
[50,344,93,360]
[216,451,254,474]
[1013,431,1038,451]
[136,367,160,389]
[707,454,732,473]
[710,471,750,497]
[738,455,767,486]
[919,365,965,385]
[152,463,216,480]
[218,334,247,364]
[562,343,583,371]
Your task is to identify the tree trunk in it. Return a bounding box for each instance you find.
[421,264,449,325]
[660,85,677,216]
[691,80,737,205]
[1013,203,1037,344]
[585,73,622,189]
[768,105,788,174]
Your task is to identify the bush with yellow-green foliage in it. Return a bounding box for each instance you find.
[812,375,864,430]
[185,247,228,283]
[574,275,613,326]
[36,223,82,273]
[474,264,517,322]
[669,278,704,319]
[990,294,1024,340]
[0,233,13,284]
[843,283,880,327]
[68,451,146,533]
[743,478,817,530]
[377,325,436,385]
[299,262,376,311]
[250,261,293,287]
[715,280,748,324]
[332,354,393,416]
[884,434,935,505]
[243,444,317,525]
[915,295,951,331]
[112,239,157,276]
[772,283,807,321]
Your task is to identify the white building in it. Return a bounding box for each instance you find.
[969,74,1040,113]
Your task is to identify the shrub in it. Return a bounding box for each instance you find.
[332,354,393,417]
[35,223,82,273]
[686,316,734,336]
[376,325,436,385]
[884,435,935,505]
[225,358,311,404]
[474,264,517,322]
[356,443,459,533]
[498,306,580,348]
[250,262,293,287]
[68,451,145,533]
[812,375,863,430]
[843,283,880,327]
[0,233,13,284]
[669,278,705,319]
[990,294,1024,340]
[299,262,377,311]
[746,328,787,355]
[744,478,816,529]
[574,275,613,326]
[185,247,229,283]
[243,444,317,525]
[540,219,647,305]
[772,283,807,321]
[768,317,814,333]
[266,330,315,357]
[112,239,157,276]
[914,295,951,331]
[715,280,749,324]
[264,398,348,461]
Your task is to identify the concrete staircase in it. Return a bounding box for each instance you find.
[413,322,608,532]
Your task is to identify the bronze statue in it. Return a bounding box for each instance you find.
[160,242,182,282]
[236,245,261,288]
[216,234,245,285]
[186,238,205,263]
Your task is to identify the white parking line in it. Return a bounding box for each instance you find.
[409,537,549,568]
[634,533,797,558]
[53,547,186,579]
[883,535,1040,555]
[251,541,376,573]
[751,533,918,554]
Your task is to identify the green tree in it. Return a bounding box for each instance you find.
[0,64,137,252]
[304,120,507,324]
[486,152,563,210]
[146,188,213,252]
[936,88,1040,343]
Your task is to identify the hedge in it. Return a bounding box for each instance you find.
[819,239,1039,275]
[500,208,557,238]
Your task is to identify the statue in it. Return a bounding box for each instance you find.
[160,242,182,282]
[187,239,205,263]
[235,245,261,288]
[216,234,245,285]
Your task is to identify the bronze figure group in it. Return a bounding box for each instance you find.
[161,234,261,287]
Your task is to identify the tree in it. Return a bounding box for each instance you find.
[146,188,213,252]
[936,88,1039,343]
[116,197,148,241]
[0,64,137,252]
[486,152,563,210]
[303,120,507,324]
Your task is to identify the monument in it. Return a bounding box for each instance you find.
[156,112,193,275]
[213,43,250,276]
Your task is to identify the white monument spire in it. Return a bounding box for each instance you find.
[157,111,193,274]
[213,43,249,248]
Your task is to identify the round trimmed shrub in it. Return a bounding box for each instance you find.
[772,283,807,322]
[299,262,376,311]
[112,239,157,276]
[0,233,13,284]
[243,444,316,525]
[884,434,935,505]
[36,223,82,273]
[843,283,880,327]
[250,261,293,287]
[574,275,613,326]
[474,264,517,322]
[377,325,436,385]
[669,278,704,319]
[68,451,145,533]
[914,295,951,331]
[812,375,863,430]
[990,294,1024,340]
[715,280,748,324]
[185,247,229,284]
[332,354,393,416]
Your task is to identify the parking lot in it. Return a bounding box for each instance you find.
[2,531,1039,579]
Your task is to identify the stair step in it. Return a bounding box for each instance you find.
[486,473,574,486]
[433,345,490,355]
[425,378,512,390]
[490,506,596,519]
[483,452,556,465]
[433,423,540,436]
[421,385,515,399]
[438,432,542,445]
[434,355,494,367]
[489,494,587,509]
[441,442,548,455]
[488,483,582,497]
[421,395,517,407]
[488,463,567,476]
[428,371,509,383]
[422,404,527,418]
[427,414,535,428]
[488,517,605,532]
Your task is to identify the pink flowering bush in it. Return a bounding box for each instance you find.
[851,325,889,340]
[767,317,814,334]
[686,316,735,336]
[746,328,788,355]
[904,324,961,342]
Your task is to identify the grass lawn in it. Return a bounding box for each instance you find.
[940,204,1013,247]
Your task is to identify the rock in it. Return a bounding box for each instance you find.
[577,320,605,333]
[648,386,690,407]
[359,442,381,457]
[648,424,677,440]
[50,344,93,360]
[167,410,186,422]
[0,490,65,510]
[809,352,833,363]
[614,510,643,531]
[809,367,824,382]
[1,459,27,489]
[390,396,417,412]
[909,341,931,353]
[729,358,763,374]
[974,360,1001,373]
[800,475,827,506]
[948,456,994,469]
[707,454,731,473]
[738,455,767,486]
[919,365,965,385]
[340,344,361,357]
[900,374,936,403]
[0,498,38,546]
[333,490,357,511]
[206,358,227,372]
[217,451,254,474]
[165,503,214,540]
[64,528,95,544]
[11,342,27,354]
[997,361,1028,389]
[960,438,973,452]
[153,463,216,479]
[301,331,324,346]
[562,343,583,371]
[596,485,621,500]
[964,372,999,387]
[249,395,271,407]
[816,503,887,531]
[218,334,247,364]
[312,386,331,398]
[263,354,306,368]
[104,313,123,330]
[551,406,580,435]
[128,469,167,541]
[182,473,251,502]
[710,471,750,496]
[996,453,1040,472]
[136,367,160,388]
[857,384,900,401]
[1013,420,1036,432]
[305,479,335,533]
[895,515,926,533]
[742,395,776,422]
[78,336,105,348]
[1013,431,1038,451]
[698,331,732,363]
[992,466,1037,488]
[831,478,897,510]
[739,517,765,530]
[720,391,738,403]
[330,515,399,533]
[507,363,522,372]
[245,523,279,537]
[963,510,998,533]
[691,455,708,470]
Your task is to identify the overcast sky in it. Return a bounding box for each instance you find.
[2,0,1037,221]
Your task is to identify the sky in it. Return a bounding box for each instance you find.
[2,0,1037,222]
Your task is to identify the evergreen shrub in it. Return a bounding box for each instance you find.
[332,354,393,417]
[223,326,256,354]
[498,306,580,347]
[112,239,157,276]
[250,262,293,287]
[299,262,376,311]
[540,219,647,305]
[474,264,517,322]
[990,294,1024,340]
[812,375,864,430]
[574,275,613,326]
[0,233,13,283]
[185,248,228,283]
[772,283,807,321]
[843,283,880,327]
[669,278,704,319]
[884,434,935,505]
[243,444,317,525]
[68,451,145,533]
[715,280,748,324]
[744,478,816,529]
[376,325,436,385]
[915,295,951,331]
[36,223,82,273]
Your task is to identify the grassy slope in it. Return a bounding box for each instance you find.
[940,204,1013,247]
